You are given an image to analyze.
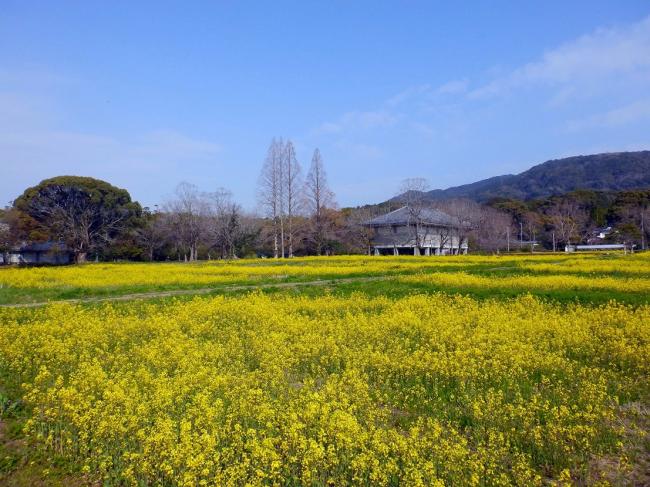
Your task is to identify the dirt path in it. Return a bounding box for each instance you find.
[0,276,392,309]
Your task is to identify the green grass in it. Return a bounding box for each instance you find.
[1,253,649,306]
[261,276,650,306]
[0,389,90,487]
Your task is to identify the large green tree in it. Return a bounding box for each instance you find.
[14,176,142,263]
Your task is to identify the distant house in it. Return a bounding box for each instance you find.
[6,242,73,265]
[364,206,468,256]
[565,244,634,253]
[586,226,613,245]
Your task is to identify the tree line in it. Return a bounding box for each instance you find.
[0,140,368,263]
[1,146,649,264]
[362,181,650,254]
[488,189,650,251]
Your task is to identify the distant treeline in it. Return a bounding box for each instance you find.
[0,142,375,263]
[1,150,649,263]
[488,189,650,251]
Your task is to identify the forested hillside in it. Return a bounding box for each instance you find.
[417,151,650,202]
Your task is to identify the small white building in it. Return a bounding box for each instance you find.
[565,244,632,253]
[365,206,468,256]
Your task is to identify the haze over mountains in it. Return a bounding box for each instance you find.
[401,151,650,203]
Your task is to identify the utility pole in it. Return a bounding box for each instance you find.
[519,221,523,248]
[552,232,556,252]
[531,230,536,253]
[641,210,646,251]
[506,227,510,252]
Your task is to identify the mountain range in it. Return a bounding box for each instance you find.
[405,151,650,203]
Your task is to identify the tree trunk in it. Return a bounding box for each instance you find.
[280,217,285,258]
[288,217,293,258]
[75,252,87,264]
[273,218,279,258]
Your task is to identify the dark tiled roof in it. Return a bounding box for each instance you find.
[364,206,457,227]
[17,241,69,252]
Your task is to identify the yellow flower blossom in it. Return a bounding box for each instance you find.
[0,253,647,484]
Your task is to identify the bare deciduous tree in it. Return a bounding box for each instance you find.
[398,178,431,251]
[166,182,211,261]
[283,140,302,258]
[209,188,241,259]
[305,148,336,255]
[474,206,513,253]
[440,199,480,254]
[136,207,168,261]
[548,200,587,247]
[399,178,429,210]
[257,139,284,258]
[339,208,373,255]
[522,211,542,252]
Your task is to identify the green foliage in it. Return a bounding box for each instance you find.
[488,198,529,222]
[13,176,142,262]
[485,189,650,248]
[15,176,131,210]
[392,151,650,203]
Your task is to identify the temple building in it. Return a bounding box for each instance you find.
[364,206,468,256]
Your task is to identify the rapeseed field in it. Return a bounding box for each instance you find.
[0,253,648,485]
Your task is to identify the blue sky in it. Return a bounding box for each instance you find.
[2,1,650,209]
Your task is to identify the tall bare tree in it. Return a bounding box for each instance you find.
[257,139,284,258]
[135,206,169,261]
[166,182,211,261]
[548,200,587,247]
[209,188,241,259]
[522,211,542,252]
[398,178,431,251]
[305,148,336,255]
[440,199,480,254]
[341,207,375,255]
[283,140,302,258]
[475,206,513,253]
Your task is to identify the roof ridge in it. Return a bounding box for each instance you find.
[385,206,408,215]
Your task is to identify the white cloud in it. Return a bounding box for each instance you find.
[313,78,470,144]
[313,110,398,135]
[2,128,220,175]
[386,84,431,106]
[308,13,650,180]
[385,79,468,108]
[0,67,78,89]
[314,121,342,134]
[566,98,650,131]
[469,15,650,99]
[1,126,221,203]
[333,140,383,160]
[129,130,221,160]
[435,79,469,95]
[0,86,221,205]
